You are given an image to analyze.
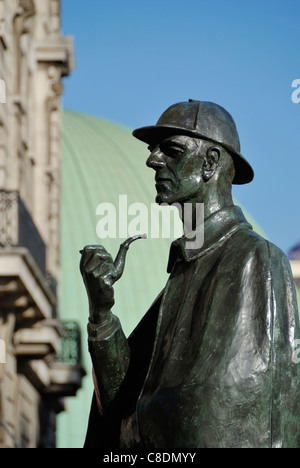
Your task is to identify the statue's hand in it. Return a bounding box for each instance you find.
[80,245,116,324]
[80,235,147,326]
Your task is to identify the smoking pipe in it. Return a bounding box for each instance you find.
[112,234,147,282]
[80,234,147,285]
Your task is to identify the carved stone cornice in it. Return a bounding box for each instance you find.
[34,36,75,77]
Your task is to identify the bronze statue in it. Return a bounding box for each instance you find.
[81,100,300,448]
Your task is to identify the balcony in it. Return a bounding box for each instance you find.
[0,192,85,399]
[0,190,46,275]
[14,319,64,358]
[46,321,86,397]
[0,190,55,320]
[15,321,85,397]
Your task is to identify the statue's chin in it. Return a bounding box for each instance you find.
[155,194,171,205]
[155,192,188,206]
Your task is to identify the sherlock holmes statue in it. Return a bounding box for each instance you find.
[81,100,300,448]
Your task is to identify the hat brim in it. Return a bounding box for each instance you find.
[132,125,254,185]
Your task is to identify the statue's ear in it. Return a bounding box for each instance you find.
[202,146,221,181]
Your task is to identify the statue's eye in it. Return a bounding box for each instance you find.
[162,144,184,158]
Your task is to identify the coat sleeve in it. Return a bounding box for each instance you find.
[230,239,300,448]
[267,242,300,448]
[84,292,162,448]
[88,314,131,411]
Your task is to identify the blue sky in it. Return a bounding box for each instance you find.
[61,0,300,254]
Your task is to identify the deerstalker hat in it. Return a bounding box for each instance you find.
[132,99,254,184]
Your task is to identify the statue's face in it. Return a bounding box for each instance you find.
[146,135,205,205]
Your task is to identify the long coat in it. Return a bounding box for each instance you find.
[84,206,300,448]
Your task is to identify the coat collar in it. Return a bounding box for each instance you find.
[167,205,252,273]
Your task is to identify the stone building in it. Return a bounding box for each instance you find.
[0,0,84,448]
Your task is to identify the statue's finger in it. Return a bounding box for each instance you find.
[83,251,114,273]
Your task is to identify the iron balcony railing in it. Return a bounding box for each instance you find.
[58,321,82,366]
[0,190,46,275]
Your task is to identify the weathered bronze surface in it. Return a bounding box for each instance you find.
[81,100,300,448]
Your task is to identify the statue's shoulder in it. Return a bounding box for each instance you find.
[248,229,290,264]
[229,225,290,269]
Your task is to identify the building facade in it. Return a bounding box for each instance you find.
[0,0,84,448]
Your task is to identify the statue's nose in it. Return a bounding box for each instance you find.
[146,148,166,169]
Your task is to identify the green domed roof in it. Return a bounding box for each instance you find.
[57,110,174,447]
[57,110,266,448]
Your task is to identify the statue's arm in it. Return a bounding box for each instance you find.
[79,241,139,412]
[88,312,130,411]
[236,239,300,447]
[267,242,300,447]
[80,237,146,412]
